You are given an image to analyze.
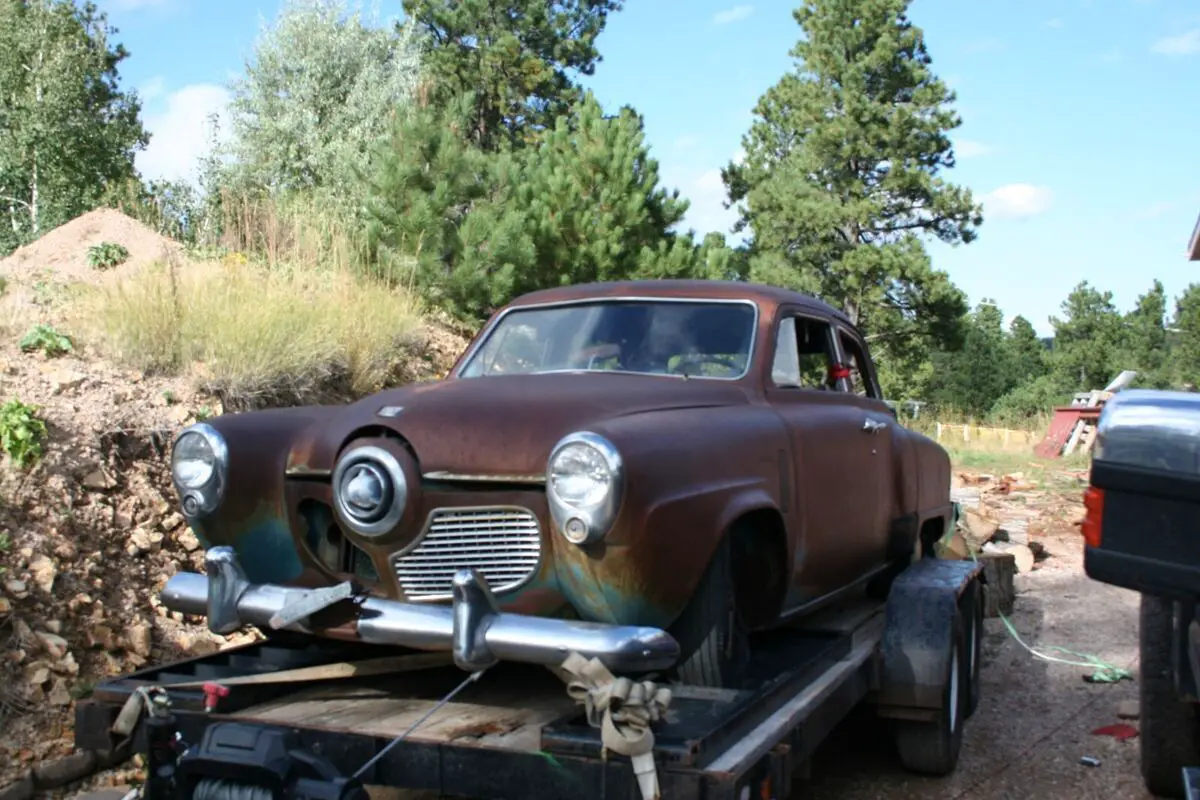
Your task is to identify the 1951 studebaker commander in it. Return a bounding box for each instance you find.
[160,280,953,688]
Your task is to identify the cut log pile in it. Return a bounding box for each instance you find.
[941,471,1052,618]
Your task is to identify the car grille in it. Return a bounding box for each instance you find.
[392,507,542,600]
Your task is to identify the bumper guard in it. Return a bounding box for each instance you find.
[159,546,681,674]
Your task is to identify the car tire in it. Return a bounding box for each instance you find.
[669,535,751,689]
[1139,593,1200,799]
[962,579,984,719]
[894,604,967,776]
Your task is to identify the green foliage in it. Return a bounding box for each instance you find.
[402,0,621,151]
[87,241,129,269]
[222,0,423,209]
[19,323,73,357]
[725,0,979,389]
[366,91,709,320]
[1171,284,1200,388]
[1047,281,1125,391]
[0,398,47,469]
[0,0,148,256]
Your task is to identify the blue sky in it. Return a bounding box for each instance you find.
[96,0,1200,336]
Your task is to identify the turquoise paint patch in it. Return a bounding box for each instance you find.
[558,561,670,628]
[233,521,305,584]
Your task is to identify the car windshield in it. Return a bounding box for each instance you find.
[458,299,757,380]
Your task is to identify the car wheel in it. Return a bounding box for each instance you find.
[669,536,751,689]
[1139,593,1200,799]
[894,603,967,776]
[962,579,983,719]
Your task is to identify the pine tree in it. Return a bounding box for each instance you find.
[1049,281,1125,390]
[1122,279,1170,388]
[723,0,980,373]
[400,0,621,151]
[0,0,147,254]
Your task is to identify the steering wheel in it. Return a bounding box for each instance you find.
[670,353,742,377]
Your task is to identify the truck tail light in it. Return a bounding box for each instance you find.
[1081,486,1104,548]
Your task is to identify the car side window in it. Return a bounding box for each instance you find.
[771,314,838,390]
[836,329,880,399]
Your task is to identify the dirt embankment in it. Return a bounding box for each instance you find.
[0,210,466,789]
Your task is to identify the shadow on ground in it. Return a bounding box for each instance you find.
[795,562,1151,800]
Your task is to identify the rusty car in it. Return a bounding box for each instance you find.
[160,279,954,688]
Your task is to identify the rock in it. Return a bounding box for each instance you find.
[0,596,10,614]
[28,555,57,594]
[1118,699,1140,720]
[86,625,118,651]
[983,541,1036,574]
[977,550,1017,618]
[81,468,116,490]
[53,651,79,676]
[48,370,86,395]
[35,631,70,660]
[44,619,62,634]
[176,527,200,551]
[23,662,51,685]
[5,579,29,599]
[124,623,152,657]
[161,512,184,532]
[127,528,154,555]
[53,541,77,560]
[47,678,72,706]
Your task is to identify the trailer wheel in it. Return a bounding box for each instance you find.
[962,579,983,719]
[669,536,750,689]
[894,604,967,776]
[1139,593,1200,799]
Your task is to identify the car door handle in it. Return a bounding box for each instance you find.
[862,418,887,434]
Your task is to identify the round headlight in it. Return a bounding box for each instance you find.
[332,444,408,538]
[171,423,228,518]
[173,431,216,488]
[546,432,623,545]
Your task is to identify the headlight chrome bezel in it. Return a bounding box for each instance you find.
[171,423,229,518]
[546,431,624,546]
[332,444,408,539]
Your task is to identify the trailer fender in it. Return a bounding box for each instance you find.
[875,557,983,718]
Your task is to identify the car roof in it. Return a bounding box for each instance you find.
[505,279,853,325]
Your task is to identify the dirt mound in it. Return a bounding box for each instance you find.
[0,211,471,791]
[0,208,183,289]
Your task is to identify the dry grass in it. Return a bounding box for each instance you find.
[70,255,425,409]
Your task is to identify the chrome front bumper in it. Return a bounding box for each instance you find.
[160,546,681,673]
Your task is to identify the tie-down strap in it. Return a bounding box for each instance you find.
[554,652,673,800]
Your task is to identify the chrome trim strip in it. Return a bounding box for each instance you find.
[422,470,546,485]
[286,466,332,478]
[454,295,762,382]
[163,547,680,672]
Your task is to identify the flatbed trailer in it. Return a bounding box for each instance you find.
[73,557,984,800]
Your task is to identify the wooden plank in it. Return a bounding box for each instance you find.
[234,672,574,751]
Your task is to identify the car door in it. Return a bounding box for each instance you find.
[832,323,896,567]
[762,307,882,610]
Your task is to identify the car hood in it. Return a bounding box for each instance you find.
[310,372,751,477]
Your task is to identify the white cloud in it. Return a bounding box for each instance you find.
[1043,17,1065,29]
[955,139,995,159]
[713,5,753,25]
[982,184,1054,220]
[137,83,230,185]
[1152,28,1200,55]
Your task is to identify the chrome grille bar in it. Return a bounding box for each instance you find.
[393,507,542,600]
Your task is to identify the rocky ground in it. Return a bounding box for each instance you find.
[0,211,465,792]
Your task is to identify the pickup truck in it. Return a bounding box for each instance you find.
[1083,388,1200,798]
[159,279,954,689]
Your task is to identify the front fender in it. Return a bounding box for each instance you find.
[551,478,781,630]
[183,406,336,584]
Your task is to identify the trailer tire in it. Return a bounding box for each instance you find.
[962,579,983,719]
[669,536,750,689]
[1139,593,1200,799]
[894,604,967,776]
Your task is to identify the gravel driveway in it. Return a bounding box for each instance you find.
[799,534,1154,800]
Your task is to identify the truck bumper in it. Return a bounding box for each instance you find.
[160,546,680,674]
